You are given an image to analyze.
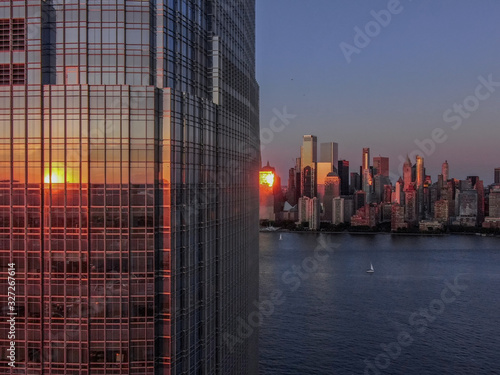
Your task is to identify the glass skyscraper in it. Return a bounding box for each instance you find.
[0,1,259,374]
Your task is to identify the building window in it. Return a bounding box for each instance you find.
[65,66,79,84]
[12,19,25,51]
[12,64,25,85]
[0,18,25,51]
[0,64,25,85]
[0,64,8,85]
[0,20,8,51]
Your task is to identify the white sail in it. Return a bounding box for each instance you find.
[367,262,374,273]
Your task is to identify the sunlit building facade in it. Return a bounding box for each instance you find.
[373,156,389,177]
[0,1,259,374]
[300,135,317,198]
[361,147,372,202]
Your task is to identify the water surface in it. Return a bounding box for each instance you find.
[259,233,500,374]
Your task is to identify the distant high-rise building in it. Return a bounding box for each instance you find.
[298,196,321,230]
[343,197,354,224]
[350,172,361,193]
[362,148,373,201]
[488,188,500,218]
[295,157,302,199]
[287,167,298,206]
[416,155,425,189]
[416,156,425,219]
[405,184,418,225]
[454,189,479,226]
[403,155,413,191]
[362,148,370,171]
[323,173,341,222]
[483,186,500,229]
[354,190,367,212]
[391,205,408,231]
[260,163,282,221]
[437,174,445,199]
[435,200,450,223]
[394,177,404,205]
[442,160,450,182]
[351,204,379,228]
[320,142,339,173]
[468,176,485,223]
[301,135,318,198]
[317,161,333,202]
[373,156,390,177]
[374,175,391,203]
[495,168,500,184]
[338,160,350,195]
[0,1,260,373]
[332,197,345,225]
[384,185,393,203]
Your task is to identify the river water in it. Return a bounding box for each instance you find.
[259,232,500,374]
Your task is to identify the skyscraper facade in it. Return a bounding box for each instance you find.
[403,155,412,191]
[323,172,341,222]
[442,160,449,182]
[0,1,259,374]
[300,135,317,198]
[495,168,500,185]
[361,148,372,202]
[338,160,350,196]
[362,148,370,171]
[373,156,389,177]
[416,155,425,189]
[319,142,338,173]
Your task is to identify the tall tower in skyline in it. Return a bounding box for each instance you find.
[323,172,341,222]
[301,135,318,198]
[338,160,350,196]
[442,160,450,182]
[416,155,425,219]
[373,156,389,177]
[362,147,370,171]
[320,142,339,173]
[495,167,500,184]
[416,155,425,189]
[403,155,413,191]
[0,1,259,374]
[362,147,372,202]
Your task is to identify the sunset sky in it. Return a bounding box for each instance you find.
[257,0,500,185]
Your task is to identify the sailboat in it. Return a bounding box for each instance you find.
[279,234,283,240]
[366,262,374,273]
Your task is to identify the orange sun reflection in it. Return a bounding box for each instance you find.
[44,169,66,184]
[259,171,275,187]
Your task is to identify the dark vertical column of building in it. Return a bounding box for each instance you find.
[287,167,297,205]
[338,160,349,196]
[207,1,260,373]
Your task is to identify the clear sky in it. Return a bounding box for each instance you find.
[256,0,500,185]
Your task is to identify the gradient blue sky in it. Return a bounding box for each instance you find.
[257,0,500,185]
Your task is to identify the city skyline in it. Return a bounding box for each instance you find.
[260,133,499,232]
[264,134,499,188]
[257,0,500,184]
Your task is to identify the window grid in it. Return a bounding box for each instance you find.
[0,63,25,85]
[0,18,25,51]
[12,18,25,51]
[0,19,7,51]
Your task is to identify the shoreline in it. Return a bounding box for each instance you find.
[259,229,500,237]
